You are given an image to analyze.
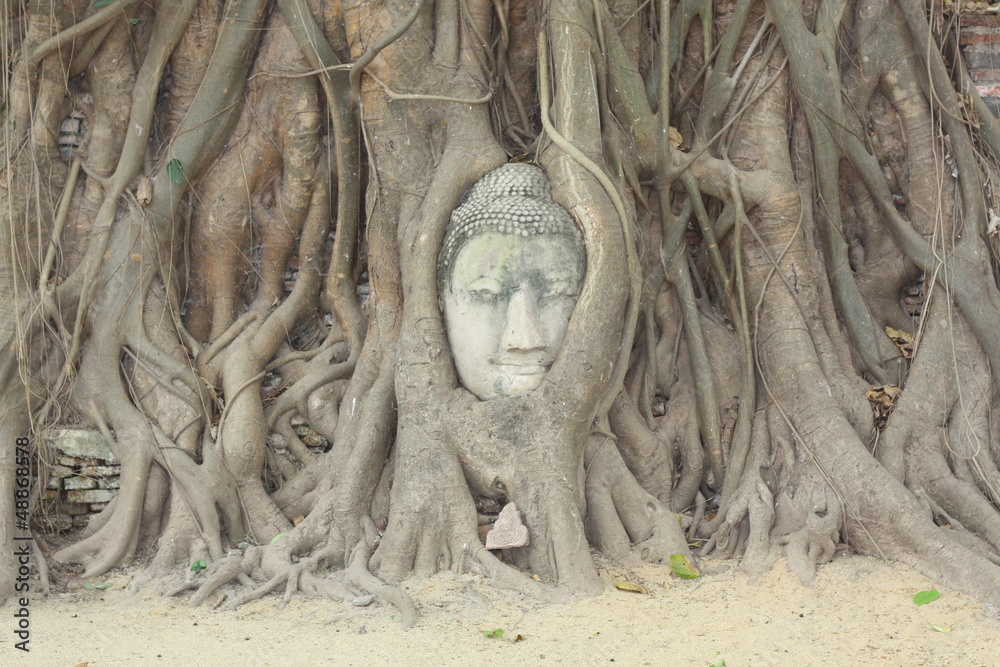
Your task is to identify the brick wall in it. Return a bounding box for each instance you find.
[959,14,1000,117]
[32,430,120,533]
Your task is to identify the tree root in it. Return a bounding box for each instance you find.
[585,434,691,566]
[347,539,417,628]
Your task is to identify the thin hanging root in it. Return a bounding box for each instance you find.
[347,540,417,628]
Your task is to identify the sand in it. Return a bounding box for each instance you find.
[4,553,998,666]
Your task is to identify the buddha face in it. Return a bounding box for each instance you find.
[443,230,585,400]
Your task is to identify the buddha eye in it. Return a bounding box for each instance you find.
[469,287,499,301]
[542,285,577,299]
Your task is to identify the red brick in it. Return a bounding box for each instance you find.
[960,15,1000,28]
[968,69,1000,83]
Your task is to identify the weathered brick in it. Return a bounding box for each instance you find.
[88,502,109,512]
[46,476,61,490]
[969,69,1000,83]
[32,514,73,532]
[57,455,87,467]
[959,15,1000,30]
[80,465,121,477]
[40,489,59,501]
[59,502,90,515]
[96,476,120,490]
[981,94,1000,118]
[72,515,91,527]
[63,475,97,490]
[43,428,117,461]
[966,50,1000,71]
[959,28,1000,45]
[66,489,116,504]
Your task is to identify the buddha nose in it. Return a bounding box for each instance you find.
[501,286,545,353]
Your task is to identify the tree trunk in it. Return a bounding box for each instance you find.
[2,0,999,617]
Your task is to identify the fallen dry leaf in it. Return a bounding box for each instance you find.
[613,580,648,594]
[865,385,901,408]
[885,326,915,358]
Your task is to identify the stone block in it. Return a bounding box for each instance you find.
[63,475,97,490]
[40,489,59,501]
[89,502,109,512]
[96,477,120,490]
[72,515,91,527]
[966,50,1000,71]
[66,489,116,504]
[80,465,120,477]
[43,428,117,462]
[32,514,73,532]
[46,476,61,490]
[983,94,1000,118]
[55,501,89,516]
[57,455,90,467]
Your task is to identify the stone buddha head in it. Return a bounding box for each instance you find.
[439,164,586,400]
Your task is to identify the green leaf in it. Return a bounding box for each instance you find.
[93,0,116,7]
[84,582,113,590]
[930,624,951,633]
[708,660,726,667]
[167,158,184,186]
[669,553,700,579]
[190,560,207,573]
[0,101,6,116]
[129,17,140,24]
[269,532,287,544]
[914,589,940,606]
[482,629,504,639]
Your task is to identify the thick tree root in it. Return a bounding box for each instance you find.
[585,434,691,565]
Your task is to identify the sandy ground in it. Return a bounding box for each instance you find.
[3,553,998,666]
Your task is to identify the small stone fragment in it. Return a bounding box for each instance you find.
[352,594,374,607]
[485,502,529,549]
